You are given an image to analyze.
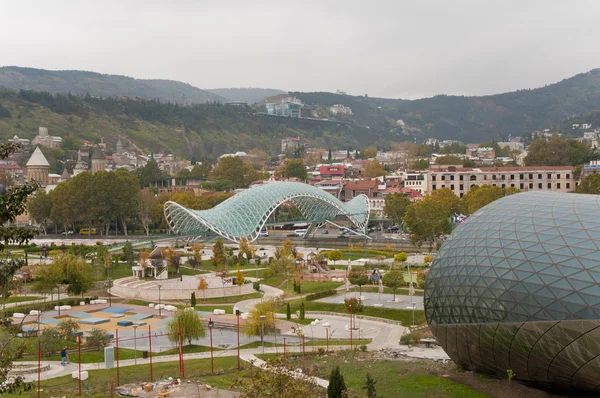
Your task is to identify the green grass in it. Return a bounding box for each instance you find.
[5,296,43,304]
[260,274,286,288]
[28,356,244,397]
[192,292,262,304]
[19,344,222,364]
[284,299,426,325]
[297,281,343,294]
[194,304,234,313]
[102,262,134,280]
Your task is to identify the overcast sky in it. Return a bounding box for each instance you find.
[1,0,600,99]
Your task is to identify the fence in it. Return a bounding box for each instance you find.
[15,320,359,397]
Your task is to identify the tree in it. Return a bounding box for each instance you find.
[416,271,427,289]
[382,270,404,300]
[525,136,596,166]
[35,254,94,297]
[394,252,408,268]
[238,237,254,262]
[383,193,411,227]
[57,319,80,342]
[361,146,377,159]
[281,159,308,181]
[363,373,379,398]
[328,148,332,161]
[577,174,600,194]
[242,299,277,337]
[209,156,249,188]
[411,159,429,169]
[236,266,245,294]
[286,302,291,320]
[327,250,342,265]
[0,143,38,249]
[299,301,305,320]
[364,159,387,177]
[348,267,368,295]
[27,189,52,235]
[430,188,460,215]
[211,238,226,269]
[136,190,157,236]
[190,292,196,307]
[460,185,520,215]
[197,276,209,300]
[86,328,111,351]
[167,309,206,346]
[404,196,452,251]
[122,241,135,267]
[327,366,347,398]
[136,157,165,187]
[436,155,463,165]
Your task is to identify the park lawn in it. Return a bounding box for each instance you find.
[284,299,426,326]
[339,252,388,260]
[102,262,134,280]
[260,274,286,288]
[29,356,244,397]
[256,352,488,398]
[6,296,43,304]
[192,292,262,305]
[195,304,234,313]
[298,281,343,294]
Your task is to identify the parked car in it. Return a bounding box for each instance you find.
[61,230,74,235]
[259,229,269,237]
[322,230,329,234]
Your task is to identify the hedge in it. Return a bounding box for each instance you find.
[305,289,338,301]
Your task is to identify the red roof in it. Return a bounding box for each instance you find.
[344,179,378,191]
[319,165,345,176]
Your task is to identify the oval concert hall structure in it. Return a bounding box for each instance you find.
[425,192,600,392]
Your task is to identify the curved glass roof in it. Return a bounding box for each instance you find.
[164,181,370,243]
[425,191,600,326]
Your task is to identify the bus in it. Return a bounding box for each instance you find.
[79,228,98,235]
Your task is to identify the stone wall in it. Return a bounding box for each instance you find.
[111,281,254,300]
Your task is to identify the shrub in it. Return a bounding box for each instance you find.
[39,327,63,357]
[327,366,347,398]
[57,319,80,342]
[286,303,291,320]
[344,297,364,312]
[424,255,434,264]
[253,282,261,291]
[86,328,111,351]
[305,289,337,301]
[360,344,367,352]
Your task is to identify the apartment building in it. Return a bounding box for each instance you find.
[395,170,429,194]
[428,166,575,197]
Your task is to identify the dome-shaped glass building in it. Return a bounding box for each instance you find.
[425,192,600,392]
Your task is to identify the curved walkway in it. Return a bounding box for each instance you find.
[235,284,284,313]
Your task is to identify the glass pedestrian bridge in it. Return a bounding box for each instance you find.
[164,181,370,243]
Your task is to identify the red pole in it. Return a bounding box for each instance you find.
[78,335,82,396]
[209,318,214,374]
[148,325,153,381]
[326,328,329,352]
[236,313,240,370]
[350,303,353,349]
[37,339,41,398]
[115,329,120,386]
[283,337,286,360]
[178,321,184,378]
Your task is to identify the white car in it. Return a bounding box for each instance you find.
[259,230,269,237]
[61,230,74,235]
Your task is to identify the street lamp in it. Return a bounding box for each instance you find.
[236,309,241,370]
[260,315,266,354]
[107,277,112,308]
[157,284,162,317]
[132,325,138,365]
[56,284,61,317]
[208,319,214,374]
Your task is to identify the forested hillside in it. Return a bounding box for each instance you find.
[294,69,600,143]
[0,90,401,159]
[205,88,286,103]
[0,66,226,104]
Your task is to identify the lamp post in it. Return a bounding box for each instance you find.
[133,325,138,365]
[56,284,61,317]
[208,319,214,374]
[236,310,241,369]
[157,284,162,317]
[107,277,112,308]
[260,315,266,354]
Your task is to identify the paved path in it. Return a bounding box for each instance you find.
[3,294,69,311]
[235,284,283,313]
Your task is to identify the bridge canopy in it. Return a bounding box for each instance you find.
[164,181,370,243]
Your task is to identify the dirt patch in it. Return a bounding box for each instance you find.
[115,379,239,397]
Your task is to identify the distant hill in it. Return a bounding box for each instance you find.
[205,88,287,103]
[294,69,600,143]
[0,66,227,104]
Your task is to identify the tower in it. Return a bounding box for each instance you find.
[116,139,123,154]
[91,146,106,173]
[26,147,50,185]
[73,150,88,176]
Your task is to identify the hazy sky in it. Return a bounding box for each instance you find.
[1,0,600,99]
